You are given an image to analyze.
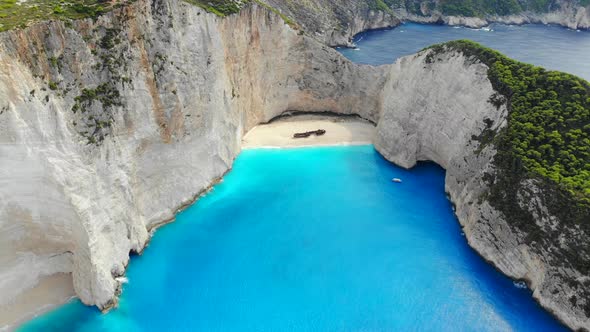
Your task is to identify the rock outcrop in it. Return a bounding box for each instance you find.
[263,0,400,46]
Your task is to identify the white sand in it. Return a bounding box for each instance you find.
[242,115,375,149]
[0,273,75,331]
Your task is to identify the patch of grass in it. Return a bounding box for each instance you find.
[184,0,298,29]
[0,0,120,32]
[181,0,297,28]
[182,0,249,17]
[252,0,296,28]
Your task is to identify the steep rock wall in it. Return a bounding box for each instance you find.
[263,0,400,46]
[395,0,590,30]
[0,0,385,318]
[374,50,589,330]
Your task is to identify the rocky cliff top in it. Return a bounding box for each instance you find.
[0,0,399,45]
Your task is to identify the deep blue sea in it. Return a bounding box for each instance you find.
[337,23,590,81]
[20,146,566,331]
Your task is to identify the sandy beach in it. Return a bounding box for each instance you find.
[0,273,74,331]
[2,115,374,331]
[242,114,376,149]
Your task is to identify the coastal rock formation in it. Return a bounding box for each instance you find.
[0,0,384,325]
[394,0,590,30]
[374,49,589,330]
[263,0,400,46]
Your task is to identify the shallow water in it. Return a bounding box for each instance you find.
[20,146,566,331]
[337,23,590,81]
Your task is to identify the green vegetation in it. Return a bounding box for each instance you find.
[71,83,121,113]
[388,0,569,17]
[252,0,296,28]
[439,0,523,17]
[427,40,590,207]
[0,0,111,31]
[182,0,249,16]
[0,0,294,31]
[181,0,297,28]
[369,0,394,14]
[425,40,590,283]
[71,83,121,144]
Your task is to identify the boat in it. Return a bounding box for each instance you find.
[293,129,326,138]
[392,178,402,183]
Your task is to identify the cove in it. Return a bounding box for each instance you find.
[19,146,566,331]
[337,22,590,81]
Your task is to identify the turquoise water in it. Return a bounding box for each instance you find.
[21,146,566,331]
[337,23,590,81]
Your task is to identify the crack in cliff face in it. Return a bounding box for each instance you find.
[138,40,171,143]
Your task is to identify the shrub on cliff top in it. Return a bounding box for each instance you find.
[426,40,590,209]
[183,0,250,16]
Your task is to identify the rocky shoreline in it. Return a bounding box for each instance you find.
[398,10,589,31]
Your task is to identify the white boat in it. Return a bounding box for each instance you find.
[392,178,402,183]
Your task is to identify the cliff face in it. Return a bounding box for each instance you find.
[393,0,590,29]
[374,50,589,330]
[262,0,400,46]
[0,0,385,316]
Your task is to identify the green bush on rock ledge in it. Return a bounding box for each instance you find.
[182,0,250,16]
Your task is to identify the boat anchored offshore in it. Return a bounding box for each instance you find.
[392,178,402,183]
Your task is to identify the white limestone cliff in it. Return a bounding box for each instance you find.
[374,50,589,330]
[0,0,384,326]
[396,1,590,30]
[261,0,400,46]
